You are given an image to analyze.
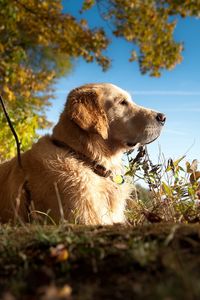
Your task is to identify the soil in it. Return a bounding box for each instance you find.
[0,223,200,300]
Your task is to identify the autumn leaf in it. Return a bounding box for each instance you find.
[190,172,200,184]
[162,182,173,197]
[1,0,200,159]
[0,0,109,159]
[50,244,69,262]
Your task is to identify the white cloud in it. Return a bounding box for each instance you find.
[131,90,200,96]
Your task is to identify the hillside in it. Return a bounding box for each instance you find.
[1,223,200,300]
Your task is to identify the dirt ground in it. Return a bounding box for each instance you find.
[0,223,200,300]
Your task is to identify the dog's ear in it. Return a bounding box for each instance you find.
[67,88,108,139]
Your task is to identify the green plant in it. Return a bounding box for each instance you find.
[125,147,200,225]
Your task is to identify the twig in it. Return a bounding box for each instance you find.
[0,95,22,168]
[54,182,65,224]
[96,0,114,32]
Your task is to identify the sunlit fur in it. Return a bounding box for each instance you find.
[0,83,164,224]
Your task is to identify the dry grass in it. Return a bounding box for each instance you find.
[0,149,200,300]
[1,223,200,300]
[125,147,200,225]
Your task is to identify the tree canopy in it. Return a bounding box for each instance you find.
[0,0,200,159]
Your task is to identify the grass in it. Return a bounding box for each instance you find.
[1,223,200,300]
[0,149,200,300]
[125,147,200,225]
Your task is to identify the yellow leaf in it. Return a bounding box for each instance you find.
[173,155,185,167]
[3,85,15,101]
[0,43,4,52]
[162,182,172,197]
[50,244,69,262]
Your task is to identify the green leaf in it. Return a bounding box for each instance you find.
[173,156,186,167]
[162,182,172,197]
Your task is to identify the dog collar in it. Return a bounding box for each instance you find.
[51,138,112,178]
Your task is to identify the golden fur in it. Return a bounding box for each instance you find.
[0,83,165,224]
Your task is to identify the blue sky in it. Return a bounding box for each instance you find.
[47,1,200,164]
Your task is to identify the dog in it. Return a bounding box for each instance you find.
[0,83,166,224]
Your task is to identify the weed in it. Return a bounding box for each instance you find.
[125,146,200,225]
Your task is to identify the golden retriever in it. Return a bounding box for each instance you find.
[0,83,166,224]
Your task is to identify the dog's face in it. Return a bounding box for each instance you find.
[67,83,166,151]
[102,84,166,150]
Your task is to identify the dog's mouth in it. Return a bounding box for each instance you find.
[126,142,137,148]
[145,136,159,145]
[126,128,161,148]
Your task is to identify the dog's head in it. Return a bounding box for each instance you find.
[66,83,166,151]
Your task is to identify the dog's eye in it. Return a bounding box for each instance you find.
[120,99,128,106]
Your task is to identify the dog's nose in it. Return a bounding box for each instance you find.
[156,113,166,125]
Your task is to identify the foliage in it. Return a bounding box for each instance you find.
[126,147,200,225]
[1,0,200,159]
[84,0,200,77]
[0,0,109,159]
[1,1,200,159]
